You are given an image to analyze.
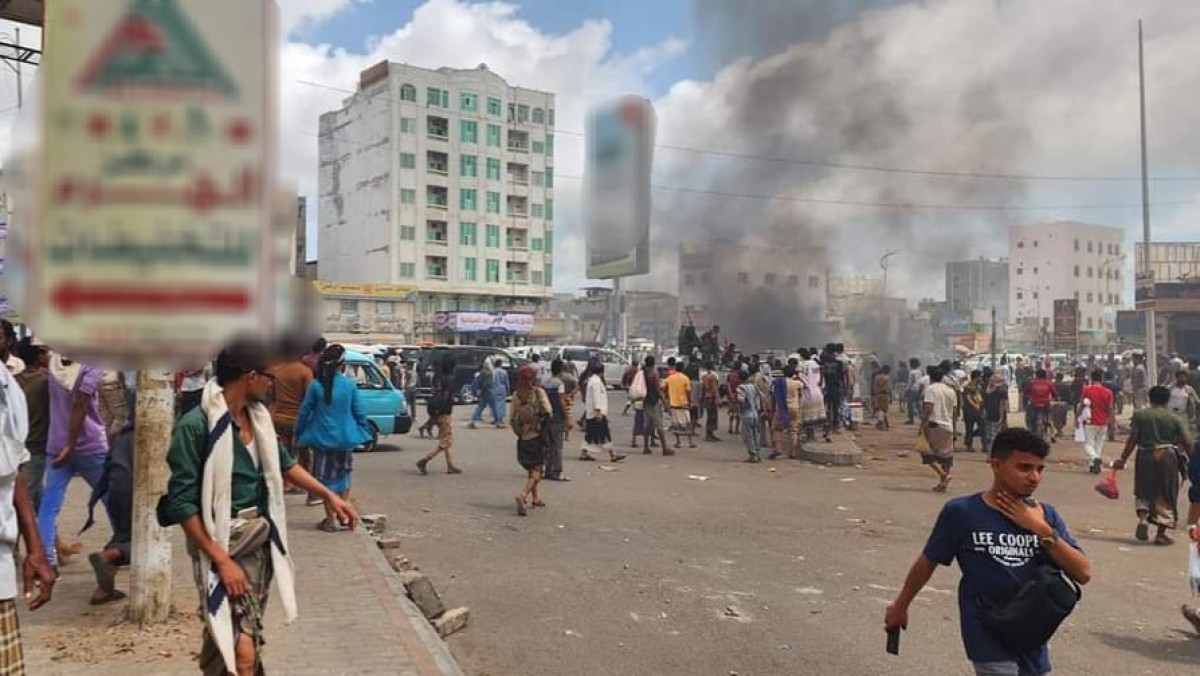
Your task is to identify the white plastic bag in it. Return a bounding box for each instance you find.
[1073,424,1086,443]
[628,369,647,400]
[1189,538,1200,597]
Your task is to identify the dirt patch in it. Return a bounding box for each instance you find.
[38,607,200,669]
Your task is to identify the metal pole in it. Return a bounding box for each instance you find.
[14,27,20,110]
[127,370,174,624]
[1138,19,1157,382]
[990,306,998,371]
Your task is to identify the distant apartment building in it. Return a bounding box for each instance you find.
[318,61,555,343]
[945,258,1009,323]
[1008,221,1126,341]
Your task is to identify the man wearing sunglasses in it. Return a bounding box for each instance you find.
[162,337,357,676]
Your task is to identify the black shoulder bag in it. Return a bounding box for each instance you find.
[978,516,1081,655]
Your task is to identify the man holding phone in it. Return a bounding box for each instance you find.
[884,428,1091,675]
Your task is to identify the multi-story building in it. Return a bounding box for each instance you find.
[945,258,1009,324]
[1135,242,1200,283]
[1008,221,1127,345]
[318,61,555,344]
[678,236,829,351]
[1132,242,1200,358]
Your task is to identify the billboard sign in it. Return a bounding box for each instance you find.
[584,96,655,280]
[19,0,278,365]
[434,311,534,335]
[1052,299,1078,351]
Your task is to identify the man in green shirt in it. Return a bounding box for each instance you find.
[163,338,357,676]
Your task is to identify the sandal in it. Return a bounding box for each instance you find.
[578,454,596,462]
[515,496,527,516]
[609,453,627,463]
[89,589,127,606]
[317,519,340,532]
[89,552,116,595]
[1154,532,1175,546]
[1135,522,1149,542]
[531,500,546,508]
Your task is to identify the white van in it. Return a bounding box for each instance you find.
[559,345,630,389]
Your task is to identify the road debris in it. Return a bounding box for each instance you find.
[688,474,711,481]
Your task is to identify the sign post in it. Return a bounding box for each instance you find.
[26,0,280,625]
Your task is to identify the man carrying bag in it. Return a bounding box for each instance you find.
[885,428,1091,675]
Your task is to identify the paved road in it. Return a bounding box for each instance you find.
[354,395,1200,676]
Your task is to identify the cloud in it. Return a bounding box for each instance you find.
[278,0,370,36]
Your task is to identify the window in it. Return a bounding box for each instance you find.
[426,221,447,243]
[1087,292,1093,303]
[486,224,501,248]
[808,275,820,289]
[684,274,695,286]
[545,167,554,188]
[738,272,748,284]
[1115,245,1121,256]
[1087,317,1094,329]
[788,275,799,287]
[545,199,554,221]
[399,84,417,102]
[460,154,477,177]
[460,120,478,144]
[532,270,544,285]
[1033,291,1039,299]
[1032,240,1038,248]
[459,222,477,246]
[531,170,544,186]
[544,231,553,253]
[545,134,554,156]
[531,203,544,218]
[400,263,415,279]
[516,104,529,123]
[462,257,477,281]
[1073,265,1080,277]
[532,140,544,154]
[487,97,502,117]
[425,257,448,279]
[1017,241,1024,249]
[426,87,448,108]
[1016,291,1024,300]
[1087,241,1093,253]
[1016,267,1023,276]
[1074,291,1080,300]
[532,108,545,124]
[548,109,555,126]
[400,189,416,204]
[460,188,477,211]
[531,237,544,251]
[460,92,477,112]
[544,264,553,286]
[426,115,448,139]
[486,259,500,282]
[1074,239,1080,251]
[1032,266,1038,274]
[764,273,776,286]
[1087,266,1093,278]
[339,300,358,313]
[486,191,501,214]
[486,158,501,181]
[400,152,415,169]
[400,117,415,133]
[399,225,416,240]
[486,124,501,147]
[376,301,395,315]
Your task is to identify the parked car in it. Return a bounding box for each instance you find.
[413,345,525,404]
[341,349,413,451]
[559,345,631,388]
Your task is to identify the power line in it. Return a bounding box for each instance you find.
[294,78,1200,184]
[299,130,1185,213]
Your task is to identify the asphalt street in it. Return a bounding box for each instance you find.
[356,394,1200,676]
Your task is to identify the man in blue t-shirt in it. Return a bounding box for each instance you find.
[884,428,1092,675]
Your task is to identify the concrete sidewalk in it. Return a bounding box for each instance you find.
[21,483,462,675]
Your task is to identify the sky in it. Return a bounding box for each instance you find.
[4,0,1200,304]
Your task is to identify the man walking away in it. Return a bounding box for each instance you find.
[417,357,463,475]
[702,362,721,442]
[1024,369,1056,442]
[162,338,357,676]
[919,367,957,492]
[1131,353,1149,409]
[962,370,984,452]
[14,340,50,512]
[1081,369,1114,474]
[736,367,764,462]
[269,337,314,497]
[907,358,924,425]
[641,356,669,456]
[1167,369,1199,431]
[468,358,497,429]
[981,371,1009,455]
[541,360,570,481]
[885,428,1091,676]
[579,360,626,463]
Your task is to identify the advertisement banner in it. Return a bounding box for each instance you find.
[1052,299,1079,351]
[435,311,534,335]
[584,96,655,280]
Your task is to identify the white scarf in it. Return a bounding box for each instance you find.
[49,353,82,391]
[200,379,296,674]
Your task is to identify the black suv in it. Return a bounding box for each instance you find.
[413,346,526,404]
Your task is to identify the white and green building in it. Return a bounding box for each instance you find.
[318,61,555,342]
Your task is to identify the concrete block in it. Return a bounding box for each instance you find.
[389,555,415,572]
[406,575,446,619]
[433,607,470,638]
[375,537,402,550]
[395,570,424,586]
[798,440,864,467]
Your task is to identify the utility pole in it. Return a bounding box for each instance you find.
[880,249,899,299]
[990,306,998,371]
[127,370,174,624]
[1138,19,1157,381]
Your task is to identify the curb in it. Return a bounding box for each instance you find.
[798,437,865,466]
[355,527,466,676]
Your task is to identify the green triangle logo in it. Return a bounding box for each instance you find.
[77,0,238,99]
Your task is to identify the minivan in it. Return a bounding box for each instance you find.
[342,349,413,450]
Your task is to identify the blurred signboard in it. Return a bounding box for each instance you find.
[584,96,655,279]
[23,0,277,365]
[1052,299,1078,351]
[434,311,533,335]
[0,0,43,26]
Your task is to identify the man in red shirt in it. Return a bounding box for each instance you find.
[1024,369,1056,441]
[1080,368,1114,474]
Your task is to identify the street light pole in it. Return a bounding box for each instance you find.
[880,249,898,299]
[1138,19,1157,379]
